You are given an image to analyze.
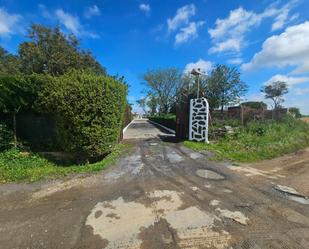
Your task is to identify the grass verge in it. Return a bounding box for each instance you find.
[184,117,309,163]
[0,143,132,183]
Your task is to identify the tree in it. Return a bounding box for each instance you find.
[288,107,301,118]
[18,24,105,75]
[205,65,247,112]
[147,95,158,116]
[142,68,181,114]
[241,101,267,110]
[137,98,147,114]
[0,47,20,74]
[177,73,208,103]
[261,81,288,110]
[0,75,37,147]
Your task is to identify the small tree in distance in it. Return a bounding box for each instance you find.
[142,68,181,114]
[136,98,147,114]
[261,81,288,110]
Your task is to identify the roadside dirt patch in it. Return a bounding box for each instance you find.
[244,148,309,195]
[31,177,88,199]
[85,189,231,249]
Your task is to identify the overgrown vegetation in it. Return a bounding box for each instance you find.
[148,114,176,130]
[184,116,309,162]
[0,143,132,183]
[0,124,13,151]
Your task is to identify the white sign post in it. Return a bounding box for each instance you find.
[189,98,209,143]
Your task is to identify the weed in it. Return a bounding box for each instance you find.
[184,117,309,162]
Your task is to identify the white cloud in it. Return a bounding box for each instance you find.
[55,9,98,38]
[56,9,81,35]
[208,1,298,54]
[208,7,266,54]
[139,3,151,14]
[242,21,309,74]
[167,4,196,32]
[84,5,101,19]
[0,8,22,37]
[38,4,52,19]
[264,74,309,87]
[293,87,309,95]
[184,59,213,74]
[228,57,243,65]
[167,4,203,45]
[209,7,261,40]
[209,38,241,54]
[271,0,299,31]
[175,21,204,44]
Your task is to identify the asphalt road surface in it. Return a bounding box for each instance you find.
[0,119,309,249]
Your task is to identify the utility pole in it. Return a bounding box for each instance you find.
[190,68,203,99]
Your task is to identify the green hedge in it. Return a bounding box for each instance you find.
[36,71,128,160]
[148,114,176,130]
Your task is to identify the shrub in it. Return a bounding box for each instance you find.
[37,71,128,160]
[241,101,267,109]
[148,114,176,130]
[0,123,13,151]
[288,107,301,118]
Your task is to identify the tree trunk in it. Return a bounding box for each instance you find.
[13,113,17,148]
[221,104,224,120]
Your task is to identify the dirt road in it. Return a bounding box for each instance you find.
[0,119,308,249]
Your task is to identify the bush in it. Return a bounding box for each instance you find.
[37,71,128,160]
[0,123,13,151]
[148,114,176,130]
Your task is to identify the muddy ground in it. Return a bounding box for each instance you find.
[0,119,308,249]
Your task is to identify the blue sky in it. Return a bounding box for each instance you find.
[1,0,309,113]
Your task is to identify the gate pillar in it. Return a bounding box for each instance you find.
[189,98,209,143]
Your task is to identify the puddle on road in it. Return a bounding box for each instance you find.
[196,169,225,180]
[189,152,203,159]
[274,185,309,205]
[86,190,231,249]
[165,148,184,163]
[104,148,144,180]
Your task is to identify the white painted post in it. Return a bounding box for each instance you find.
[189,98,209,143]
[205,99,209,143]
[189,99,193,140]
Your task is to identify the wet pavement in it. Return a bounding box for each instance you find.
[0,119,309,249]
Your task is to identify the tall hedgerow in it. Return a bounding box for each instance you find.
[37,70,128,160]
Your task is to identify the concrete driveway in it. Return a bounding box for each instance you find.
[0,119,309,249]
[123,119,174,139]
